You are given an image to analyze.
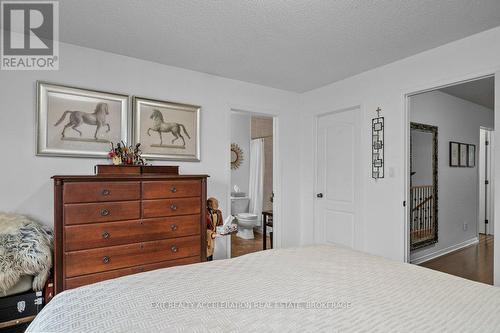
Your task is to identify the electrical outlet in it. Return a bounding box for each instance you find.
[463,223,468,231]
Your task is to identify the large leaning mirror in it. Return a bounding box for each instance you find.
[410,122,438,250]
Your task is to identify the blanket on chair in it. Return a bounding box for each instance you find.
[0,213,53,295]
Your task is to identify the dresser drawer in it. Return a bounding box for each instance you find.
[64,256,200,290]
[142,180,201,199]
[63,181,140,203]
[143,197,201,218]
[64,215,201,251]
[64,201,140,225]
[65,235,200,277]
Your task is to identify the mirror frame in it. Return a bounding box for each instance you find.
[230,143,244,170]
[410,122,438,250]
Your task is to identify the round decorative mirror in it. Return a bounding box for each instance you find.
[231,143,243,170]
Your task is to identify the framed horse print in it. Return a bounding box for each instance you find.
[132,96,201,161]
[36,82,129,158]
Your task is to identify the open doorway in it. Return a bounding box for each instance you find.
[230,111,275,258]
[407,76,495,285]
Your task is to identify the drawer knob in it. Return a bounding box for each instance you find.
[100,209,110,216]
[171,245,178,253]
[170,204,177,211]
[102,256,110,264]
[102,231,110,239]
[170,224,178,231]
[102,189,111,196]
[170,186,177,193]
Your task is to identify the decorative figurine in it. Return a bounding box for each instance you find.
[206,197,223,261]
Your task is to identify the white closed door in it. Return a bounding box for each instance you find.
[314,107,360,248]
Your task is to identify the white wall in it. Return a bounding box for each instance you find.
[230,112,251,194]
[299,26,500,285]
[0,41,302,258]
[409,91,494,262]
[3,24,500,278]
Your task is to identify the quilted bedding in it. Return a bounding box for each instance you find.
[27,245,500,332]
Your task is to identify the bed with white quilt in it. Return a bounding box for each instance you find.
[28,245,500,332]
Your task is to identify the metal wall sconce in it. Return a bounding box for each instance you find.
[372,107,384,179]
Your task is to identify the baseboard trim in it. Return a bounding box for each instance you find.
[410,237,479,265]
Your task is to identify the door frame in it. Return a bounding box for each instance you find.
[478,127,495,236]
[403,73,495,264]
[227,107,281,259]
[312,105,363,248]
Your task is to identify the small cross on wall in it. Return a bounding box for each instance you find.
[376,107,382,118]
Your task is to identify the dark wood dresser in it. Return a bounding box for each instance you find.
[52,166,208,294]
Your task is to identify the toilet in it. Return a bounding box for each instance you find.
[231,194,259,239]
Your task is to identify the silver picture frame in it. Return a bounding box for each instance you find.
[36,81,129,158]
[132,96,201,161]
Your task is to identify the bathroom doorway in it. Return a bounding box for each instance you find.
[230,111,275,258]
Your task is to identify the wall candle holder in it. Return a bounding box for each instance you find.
[372,107,384,179]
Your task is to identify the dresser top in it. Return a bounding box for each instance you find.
[52,174,209,182]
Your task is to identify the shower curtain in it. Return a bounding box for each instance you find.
[248,138,264,225]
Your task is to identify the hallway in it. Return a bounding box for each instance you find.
[420,234,494,285]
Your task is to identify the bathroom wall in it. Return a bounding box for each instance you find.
[251,116,274,212]
[230,112,251,194]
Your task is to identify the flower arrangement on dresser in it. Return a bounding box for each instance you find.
[108,141,146,165]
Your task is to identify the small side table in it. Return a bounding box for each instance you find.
[262,210,273,250]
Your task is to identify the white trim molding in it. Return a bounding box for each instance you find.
[410,237,479,265]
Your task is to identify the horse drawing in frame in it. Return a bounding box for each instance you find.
[147,109,191,147]
[54,102,110,140]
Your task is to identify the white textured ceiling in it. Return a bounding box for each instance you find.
[60,1,500,92]
[440,77,494,110]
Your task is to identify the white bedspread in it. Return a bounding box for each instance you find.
[27,245,500,332]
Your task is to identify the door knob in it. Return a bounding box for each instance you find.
[316,193,323,198]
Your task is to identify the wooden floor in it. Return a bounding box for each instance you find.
[419,234,494,285]
[231,230,271,258]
